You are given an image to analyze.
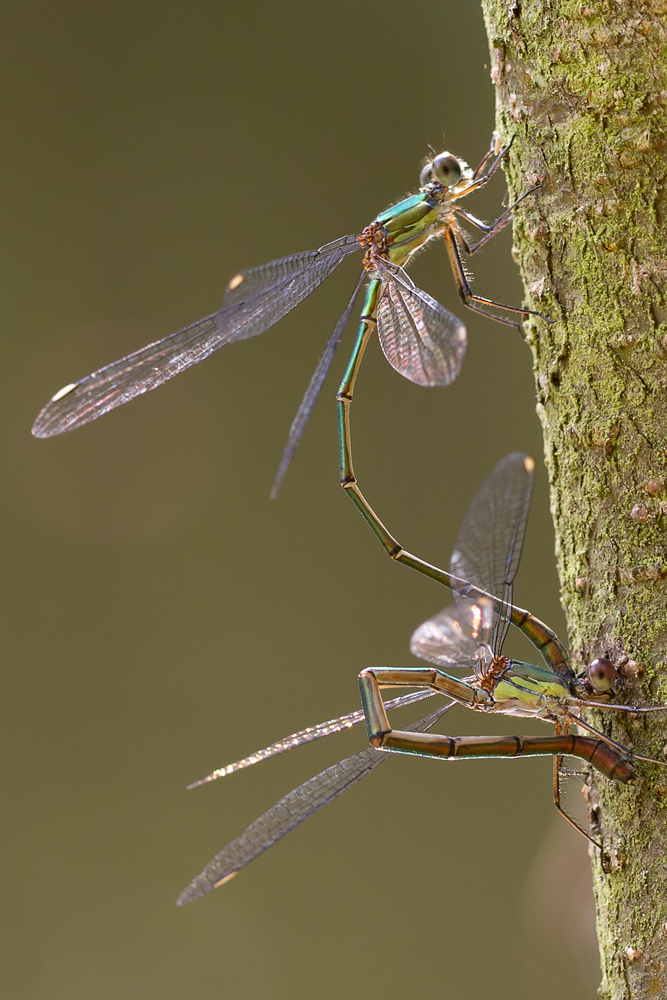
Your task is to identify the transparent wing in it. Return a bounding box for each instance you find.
[32,236,361,438]
[410,600,495,668]
[187,687,436,788]
[176,698,454,905]
[222,252,333,307]
[450,453,535,656]
[375,261,467,387]
[270,270,366,498]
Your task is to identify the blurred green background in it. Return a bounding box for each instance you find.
[1,2,599,997]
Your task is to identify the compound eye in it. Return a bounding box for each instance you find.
[432,153,462,187]
[419,162,433,187]
[587,657,616,692]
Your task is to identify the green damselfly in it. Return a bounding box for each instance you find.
[177,454,666,904]
[32,135,547,500]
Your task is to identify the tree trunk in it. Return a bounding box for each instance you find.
[480,2,667,997]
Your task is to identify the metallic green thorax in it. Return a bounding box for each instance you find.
[488,659,574,718]
[374,193,440,264]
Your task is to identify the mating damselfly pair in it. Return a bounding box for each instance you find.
[32,135,664,905]
[177,452,667,903]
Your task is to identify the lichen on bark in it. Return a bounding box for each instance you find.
[480,1,667,997]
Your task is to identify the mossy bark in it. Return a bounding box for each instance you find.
[479,2,667,997]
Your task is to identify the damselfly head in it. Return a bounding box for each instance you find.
[432,153,463,187]
[420,153,463,189]
[587,657,616,693]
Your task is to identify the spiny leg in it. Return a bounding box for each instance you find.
[451,208,491,235]
[472,132,500,181]
[464,137,513,193]
[449,146,552,322]
[455,183,543,256]
[552,721,602,850]
[580,699,667,715]
[443,229,550,329]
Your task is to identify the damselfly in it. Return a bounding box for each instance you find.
[32,135,548,502]
[177,454,665,904]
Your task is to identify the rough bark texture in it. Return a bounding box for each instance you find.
[479,2,667,997]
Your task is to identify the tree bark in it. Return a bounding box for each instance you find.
[480,2,667,997]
